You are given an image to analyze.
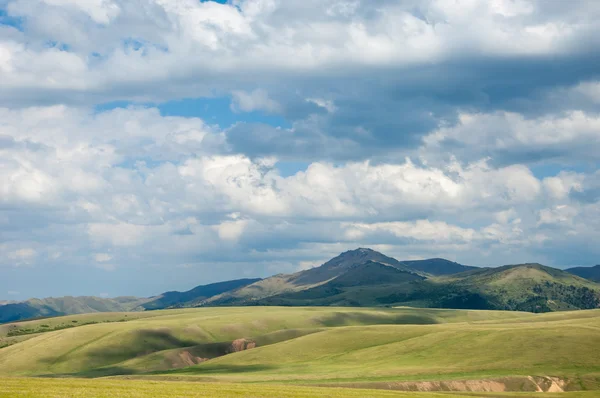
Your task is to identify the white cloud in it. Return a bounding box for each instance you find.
[1,0,598,105]
[231,89,282,114]
[1,103,598,278]
[5,248,37,266]
[543,172,584,200]
[1,0,600,297]
[422,111,600,164]
[88,223,149,247]
[215,219,249,242]
[342,220,476,243]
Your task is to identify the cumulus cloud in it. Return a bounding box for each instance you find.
[1,0,600,298]
[422,110,600,166]
[2,104,596,279]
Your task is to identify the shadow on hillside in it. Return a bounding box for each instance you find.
[39,366,137,378]
[40,329,200,369]
[315,312,439,327]
[172,363,277,375]
[40,328,287,378]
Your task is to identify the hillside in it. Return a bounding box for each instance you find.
[566,265,600,283]
[3,249,600,322]
[0,296,149,324]
[256,261,425,307]
[0,279,260,323]
[0,307,599,394]
[253,262,600,312]
[205,248,424,306]
[399,258,478,275]
[142,278,261,310]
[435,263,600,312]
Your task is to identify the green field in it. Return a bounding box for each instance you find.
[1,307,599,396]
[4,377,600,398]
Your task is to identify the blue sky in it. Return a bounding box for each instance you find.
[1,0,600,300]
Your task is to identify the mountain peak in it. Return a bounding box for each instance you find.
[324,248,405,269]
[343,247,375,255]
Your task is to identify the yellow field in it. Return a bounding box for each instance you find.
[1,377,600,398]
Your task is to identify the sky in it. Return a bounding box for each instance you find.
[1,0,600,300]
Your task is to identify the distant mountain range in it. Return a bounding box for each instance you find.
[565,264,600,283]
[1,248,599,323]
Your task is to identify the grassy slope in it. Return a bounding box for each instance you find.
[171,310,600,384]
[5,378,600,398]
[434,264,600,311]
[0,307,598,390]
[253,263,600,312]
[0,307,529,377]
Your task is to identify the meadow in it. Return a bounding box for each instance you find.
[1,307,599,396]
[2,377,600,398]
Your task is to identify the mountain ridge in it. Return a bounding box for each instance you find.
[2,249,600,322]
[566,264,600,283]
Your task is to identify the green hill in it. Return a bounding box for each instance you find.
[0,307,599,394]
[235,261,600,312]
[399,258,478,275]
[434,263,600,312]
[566,265,600,283]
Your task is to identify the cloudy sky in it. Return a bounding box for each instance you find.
[1,0,600,300]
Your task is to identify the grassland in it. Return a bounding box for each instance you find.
[5,377,600,398]
[0,307,599,395]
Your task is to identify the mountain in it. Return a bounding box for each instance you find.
[256,261,425,306]
[3,249,600,322]
[205,248,418,305]
[399,258,478,275]
[142,278,261,310]
[565,265,600,283]
[428,263,600,312]
[249,261,600,312]
[0,296,149,324]
[0,279,260,323]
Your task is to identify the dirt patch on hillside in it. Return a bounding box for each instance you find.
[228,338,256,353]
[317,376,572,393]
[530,376,566,392]
[170,350,208,368]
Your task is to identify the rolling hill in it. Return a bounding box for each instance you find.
[1,306,599,395]
[566,264,600,282]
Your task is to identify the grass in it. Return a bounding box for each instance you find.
[0,307,599,395]
[1,377,599,398]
